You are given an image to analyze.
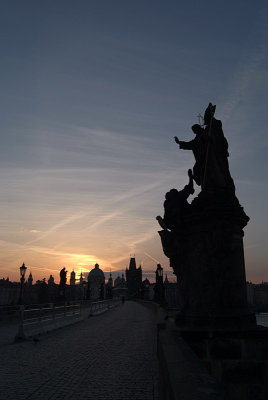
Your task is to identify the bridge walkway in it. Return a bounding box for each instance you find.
[0,301,159,400]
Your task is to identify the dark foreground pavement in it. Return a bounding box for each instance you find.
[0,301,159,400]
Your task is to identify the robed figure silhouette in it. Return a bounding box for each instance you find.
[175,103,235,192]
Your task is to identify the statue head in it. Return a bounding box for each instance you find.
[191,124,203,135]
[204,103,216,125]
[165,189,178,201]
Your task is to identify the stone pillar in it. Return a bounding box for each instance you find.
[159,191,256,328]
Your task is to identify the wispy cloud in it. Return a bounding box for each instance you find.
[144,251,160,264]
[221,10,268,121]
[128,231,157,252]
[24,214,86,245]
[23,176,167,249]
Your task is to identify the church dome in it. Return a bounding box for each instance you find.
[114,276,122,287]
[88,263,105,278]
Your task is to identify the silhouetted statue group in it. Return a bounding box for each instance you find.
[175,103,234,191]
[157,103,255,328]
[157,103,247,233]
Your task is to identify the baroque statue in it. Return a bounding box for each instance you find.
[59,267,67,290]
[174,103,234,192]
[157,103,255,328]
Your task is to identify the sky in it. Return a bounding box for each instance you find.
[0,0,267,283]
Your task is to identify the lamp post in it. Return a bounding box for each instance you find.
[18,262,27,305]
[145,282,149,300]
[155,264,164,304]
[156,263,163,279]
[83,280,87,301]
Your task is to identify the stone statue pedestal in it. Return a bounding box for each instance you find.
[157,104,268,396]
[159,189,256,329]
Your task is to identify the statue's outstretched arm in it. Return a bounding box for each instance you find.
[178,140,194,150]
[156,216,168,231]
[174,136,194,150]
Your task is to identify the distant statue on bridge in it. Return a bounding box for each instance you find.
[174,103,235,192]
[59,267,67,290]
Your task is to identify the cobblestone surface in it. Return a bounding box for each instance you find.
[0,301,159,400]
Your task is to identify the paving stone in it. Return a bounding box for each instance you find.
[0,301,159,400]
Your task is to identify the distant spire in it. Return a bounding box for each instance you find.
[129,257,136,271]
[164,273,169,284]
[28,272,33,285]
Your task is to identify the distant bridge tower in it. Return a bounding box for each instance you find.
[126,257,142,298]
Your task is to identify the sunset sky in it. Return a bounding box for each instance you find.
[1,1,267,283]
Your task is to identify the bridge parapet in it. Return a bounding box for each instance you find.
[15,299,120,340]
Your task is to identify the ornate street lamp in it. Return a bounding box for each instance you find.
[156,263,163,279]
[20,262,27,279]
[18,262,27,304]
